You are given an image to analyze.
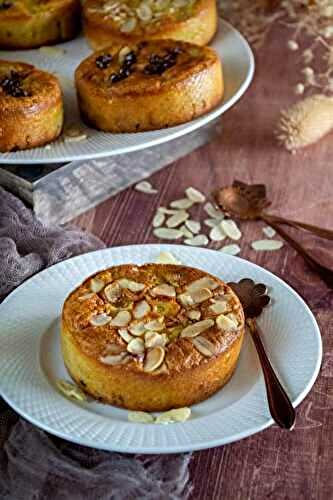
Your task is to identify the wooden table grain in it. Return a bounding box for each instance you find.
[72,25,333,500]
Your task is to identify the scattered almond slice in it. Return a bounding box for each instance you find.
[111,310,131,327]
[100,352,128,365]
[216,313,238,331]
[118,279,145,292]
[145,331,168,348]
[120,16,137,32]
[133,300,151,319]
[154,251,182,265]
[129,321,146,336]
[209,224,226,242]
[219,244,241,255]
[166,210,189,228]
[128,411,155,423]
[170,198,194,210]
[180,319,214,338]
[185,187,206,203]
[153,227,183,240]
[209,300,228,315]
[136,3,152,21]
[178,293,194,307]
[56,380,87,401]
[189,288,212,304]
[118,328,133,343]
[179,224,193,238]
[90,313,112,327]
[78,292,95,301]
[143,346,165,372]
[185,220,201,234]
[104,282,122,303]
[187,310,201,320]
[187,277,219,292]
[90,277,104,293]
[157,207,179,215]
[134,181,158,194]
[155,407,191,424]
[192,336,216,357]
[118,46,131,64]
[105,343,124,354]
[145,319,165,331]
[63,125,88,142]
[152,212,165,228]
[204,218,223,228]
[251,239,284,251]
[204,202,224,219]
[262,226,276,238]
[127,337,145,354]
[151,284,176,297]
[184,234,209,247]
[221,220,242,241]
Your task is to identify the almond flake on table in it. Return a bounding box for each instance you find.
[152,212,165,228]
[251,239,284,251]
[153,227,183,240]
[184,234,209,246]
[179,224,193,238]
[204,202,224,219]
[170,198,194,210]
[154,251,182,265]
[185,187,206,203]
[185,220,201,234]
[157,207,179,215]
[219,244,241,255]
[204,218,223,228]
[135,181,158,194]
[209,224,226,242]
[166,210,189,228]
[221,220,242,241]
[262,226,277,238]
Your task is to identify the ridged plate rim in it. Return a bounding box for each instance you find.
[0,245,322,453]
[0,20,255,164]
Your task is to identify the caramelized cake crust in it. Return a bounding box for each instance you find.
[61,263,245,411]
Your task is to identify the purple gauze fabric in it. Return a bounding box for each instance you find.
[0,187,192,500]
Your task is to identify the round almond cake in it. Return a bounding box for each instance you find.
[83,0,217,50]
[0,0,81,50]
[0,60,63,152]
[75,39,223,133]
[61,264,245,411]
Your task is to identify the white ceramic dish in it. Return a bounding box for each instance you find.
[0,20,254,164]
[0,245,322,454]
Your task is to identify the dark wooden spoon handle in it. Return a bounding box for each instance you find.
[263,213,333,240]
[262,217,333,289]
[247,318,296,430]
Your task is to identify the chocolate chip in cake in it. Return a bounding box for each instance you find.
[122,51,137,68]
[95,53,113,69]
[0,1,13,10]
[0,71,29,98]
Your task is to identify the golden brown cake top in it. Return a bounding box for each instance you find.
[62,264,245,375]
[84,0,202,36]
[75,40,218,96]
[0,0,76,18]
[0,60,62,113]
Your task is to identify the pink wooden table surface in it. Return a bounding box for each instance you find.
[72,25,333,500]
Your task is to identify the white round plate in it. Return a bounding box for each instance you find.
[0,20,254,164]
[0,245,322,454]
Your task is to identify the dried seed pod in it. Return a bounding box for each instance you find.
[276,95,333,152]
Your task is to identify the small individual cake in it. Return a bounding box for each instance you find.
[61,263,245,412]
[83,0,217,50]
[0,60,64,152]
[0,0,81,50]
[75,40,223,132]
